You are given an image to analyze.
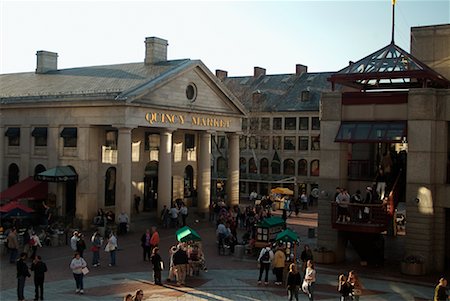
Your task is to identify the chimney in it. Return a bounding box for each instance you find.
[144,37,168,65]
[215,69,228,81]
[36,51,58,74]
[254,67,266,78]
[296,64,308,75]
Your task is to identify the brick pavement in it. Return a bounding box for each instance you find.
[0,208,439,300]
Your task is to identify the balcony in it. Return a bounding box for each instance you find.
[331,202,391,233]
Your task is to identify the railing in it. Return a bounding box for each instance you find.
[347,160,375,180]
[331,202,390,233]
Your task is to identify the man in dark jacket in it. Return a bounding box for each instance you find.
[172,244,189,286]
[31,255,47,301]
[17,252,31,301]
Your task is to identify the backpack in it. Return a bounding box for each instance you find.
[260,249,270,262]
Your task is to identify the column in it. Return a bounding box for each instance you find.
[227,133,240,207]
[157,129,173,214]
[116,127,132,220]
[197,131,211,215]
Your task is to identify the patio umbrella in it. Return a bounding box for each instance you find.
[176,226,201,242]
[271,187,294,195]
[34,166,78,182]
[275,228,299,243]
[0,201,34,219]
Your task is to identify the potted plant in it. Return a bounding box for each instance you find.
[400,255,425,276]
[312,247,335,264]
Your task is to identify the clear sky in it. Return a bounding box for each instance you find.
[1,0,448,76]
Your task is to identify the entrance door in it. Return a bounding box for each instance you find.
[445,208,450,273]
[144,161,158,211]
[66,181,77,217]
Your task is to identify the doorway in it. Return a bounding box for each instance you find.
[445,208,450,273]
[144,161,158,211]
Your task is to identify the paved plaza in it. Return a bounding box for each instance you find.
[0,209,440,301]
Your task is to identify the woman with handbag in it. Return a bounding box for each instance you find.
[303,260,316,301]
[348,270,363,301]
[70,252,87,294]
[105,232,118,266]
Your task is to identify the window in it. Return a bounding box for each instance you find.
[260,158,269,174]
[239,157,247,174]
[250,118,259,131]
[104,167,116,206]
[311,135,320,150]
[249,158,257,174]
[186,83,197,102]
[312,117,320,130]
[185,133,195,150]
[311,160,320,176]
[60,127,77,147]
[298,159,307,176]
[249,136,257,149]
[301,90,310,102]
[299,117,309,130]
[299,136,309,151]
[5,127,20,146]
[8,163,19,187]
[239,136,247,149]
[242,118,248,131]
[283,159,295,175]
[271,160,281,174]
[273,136,281,150]
[273,118,282,130]
[105,130,117,149]
[285,117,297,130]
[260,136,269,150]
[145,133,160,151]
[284,136,296,150]
[261,118,270,130]
[184,165,194,197]
[32,127,47,147]
[217,157,227,175]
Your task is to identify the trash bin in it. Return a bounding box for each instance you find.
[308,228,315,238]
[234,244,245,259]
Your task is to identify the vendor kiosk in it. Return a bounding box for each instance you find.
[255,216,285,248]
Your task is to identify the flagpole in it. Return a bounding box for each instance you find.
[391,0,396,43]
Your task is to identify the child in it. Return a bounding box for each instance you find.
[150,247,163,285]
[338,274,353,301]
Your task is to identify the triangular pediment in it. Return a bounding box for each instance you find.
[119,61,246,117]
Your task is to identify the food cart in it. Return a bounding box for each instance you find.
[254,216,285,248]
[275,228,299,262]
[270,187,294,210]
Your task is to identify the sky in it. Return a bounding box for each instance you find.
[0,0,449,76]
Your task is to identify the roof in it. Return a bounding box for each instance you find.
[329,42,450,90]
[0,59,190,102]
[0,176,48,202]
[257,216,285,228]
[223,72,336,112]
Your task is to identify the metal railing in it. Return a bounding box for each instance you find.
[331,202,390,233]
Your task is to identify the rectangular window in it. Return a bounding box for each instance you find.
[105,130,118,149]
[261,118,270,130]
[32,127,47,147]
[218,135,226,149]
[299,117,309,130]
[60,127,77,147]
[250,118,259,131]
[273,136,281,150]
[312,135,320,150]
[239,135,247,149]
[285,117,297,130]
[273,118,282,130]
[242,118,248,131]
[5,127,20,146]
[185,133,195,150]
[145,132,160,151]
[249,136,257,149]
[299,136,309,151]
[301,90,310,102]
[312,117,320,130]
[284,136,296,150]
[260,136,269,150]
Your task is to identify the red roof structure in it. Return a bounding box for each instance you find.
[0,201,35,213]
[0,176,48,203]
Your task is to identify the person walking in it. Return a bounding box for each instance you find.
[272,245,286,285]
[8,228,19,264]
[91,231,102,267]
[434,277,450,301]
[141,229,152,261]
[17,252,31,301]
[70,252,87,294]
[348,270,363,301]
[105,232,118,266]
[76,233,87,258]
[286,263,302,301]
[150,247,163,285]
[169,204,179,228]
[31,255,47,301]
[303,260,316,301]
[117,211,129,235]
[70,231,79,252]
[257,243,274,286]
[172,244,189,286]
[29,232,42,260]
[180,203,188,226]
[150,226,160,252]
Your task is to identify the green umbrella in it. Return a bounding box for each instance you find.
[275,228,299,243]
[176,226,202,242]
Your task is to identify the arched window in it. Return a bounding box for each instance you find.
[249,158,257,174]
[8,163,19,187]
[217,157,227,175]
[184,165,194,197]
[34,164,46,176]
[105,167,116,206]
[298,159,307,176]
[260,158,269,174]
[271,160,281,175]
[283,159,295,175]
[311,160,320,176]
[239,157,247,174]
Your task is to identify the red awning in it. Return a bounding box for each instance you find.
[0,201,35,213]
[0,176,48,203]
